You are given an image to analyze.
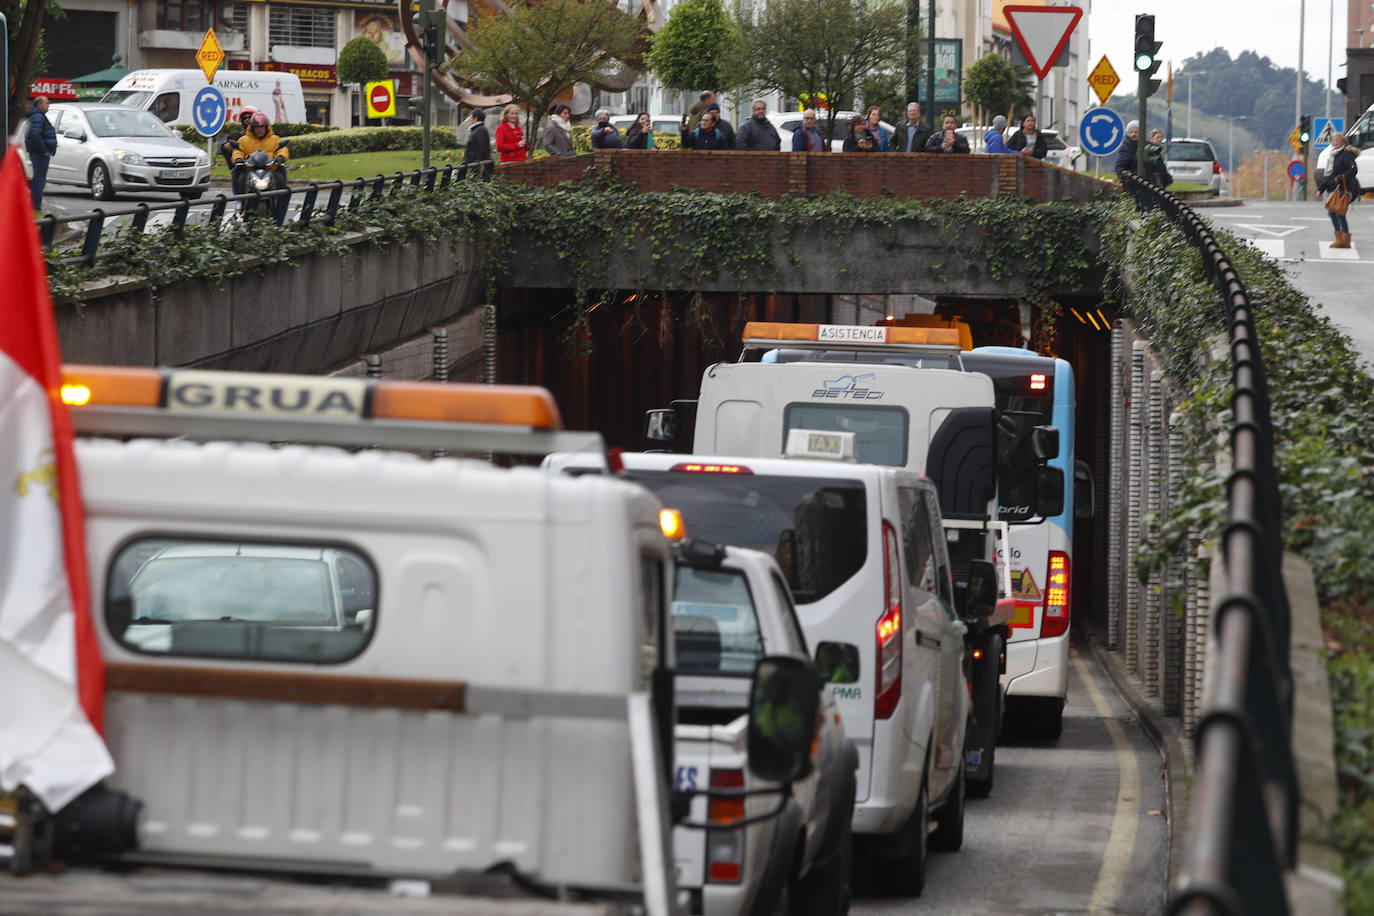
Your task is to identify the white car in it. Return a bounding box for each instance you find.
[551,448,971,897]
[38,102,213,200]
[959,124,1083,170]
[670,541,856,915]
[1313,103,1374,190]
[1162,137,1227,194]
[767,111,896,153]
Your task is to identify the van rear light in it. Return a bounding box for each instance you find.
[1213,161,1223,174]
[669,462,753,475]
[1040,551,1070,638]
[875,522,903,719]
[706,769,744,884]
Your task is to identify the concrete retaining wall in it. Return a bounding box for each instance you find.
[57,232,486,374]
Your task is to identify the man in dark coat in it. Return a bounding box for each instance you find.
[924,115,970,153]
[462,108,493,180]
[735,100,780,150]
[896,102,932,153]
[25,96,58,210]
[680,109,731,150]
[1114,120,1140,182]
[705,102,735,147]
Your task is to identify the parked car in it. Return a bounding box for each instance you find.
[1163,137,1228,194]
[670,540,857,915]
[610,114,684,138]
[957,124,1083,171]
[1314,103,1374,190]
[34,103,212,200]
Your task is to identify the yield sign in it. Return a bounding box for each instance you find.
[1004,5,1083,80]
[195,29,224,84]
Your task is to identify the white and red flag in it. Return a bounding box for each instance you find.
[0,141,113,811]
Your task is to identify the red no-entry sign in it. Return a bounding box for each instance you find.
[365,80,396,119]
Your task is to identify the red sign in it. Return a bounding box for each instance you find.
[259,61,338,89]
[390,71,424,97]
[228,59,252,71]
[29,79,77,101]
[369,82,393,110]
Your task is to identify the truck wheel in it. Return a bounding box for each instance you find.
[878,777,927,897]
[930,760,964,851]
[967,744,995,798]
[796,813,852,915]
[1039,697,1064,741]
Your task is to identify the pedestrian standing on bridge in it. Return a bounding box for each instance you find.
[495,104,528,163]
[1115,120,1139,183]
[681,108,730,150]
[705,102,735,148]
[1145,128,1173,188]
[1318,131,1360,249]
[736,100,781,151]
[924,115,969,153]
[897,102,932,153]
[1007,113,1047,159]
[543,104,575,158]
[625,113,656,149]
[25,96,57,211]
[687,90,715,131]
[791,109,827,152]
[983,115,1010,153]
[461,108,493,179]
[865,106,890,152]
[590,109,623,149]
[843,115,877,152]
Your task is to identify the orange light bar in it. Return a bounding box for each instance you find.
[371,381,562,430]
[879,314,975,350]
[61,366,163,408]
[741,321,962,348]
[659,509,686,540]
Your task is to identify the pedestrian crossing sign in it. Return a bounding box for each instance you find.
[1313,118,1344,150]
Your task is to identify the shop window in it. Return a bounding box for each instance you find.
[269,7,337,48]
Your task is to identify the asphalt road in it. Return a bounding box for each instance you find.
[851,644,1169,916]
[1205,199,1374,370]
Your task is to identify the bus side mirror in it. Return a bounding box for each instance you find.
[1036,466,1065,518]
[1031,425,1059,461]
[747,655,822,784]
[1074,460,1095,519]
[644,408,677,443]
[961,560,998,619]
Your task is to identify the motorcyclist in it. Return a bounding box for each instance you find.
[220,107,258,195]
[232,112,289,216]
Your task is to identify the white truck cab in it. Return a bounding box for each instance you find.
[2,366,826,915]
[547,446,971,897]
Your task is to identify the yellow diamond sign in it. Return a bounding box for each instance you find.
[196,29,225,83]
[1087,55,1121,105]
[1288,125,1304,154]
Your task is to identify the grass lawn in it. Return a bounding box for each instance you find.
[1169,181,1215,192]
[211,149,467,182]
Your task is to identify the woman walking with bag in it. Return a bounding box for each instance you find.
[1319,131,1360,248]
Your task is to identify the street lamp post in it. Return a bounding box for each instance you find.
[1222,114,1249,195]
[1186,71,1208,138]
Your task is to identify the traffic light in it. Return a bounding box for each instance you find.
[412,9,448,68]
[1134,14,1163,96]
[1299,114,1312,146]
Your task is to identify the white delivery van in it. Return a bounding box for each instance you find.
[549,444,972,897]
[103,69,307,126]
[2,366,827,915]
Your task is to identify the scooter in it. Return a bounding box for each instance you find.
[233,143,289,220]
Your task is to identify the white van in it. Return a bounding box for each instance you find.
[1314,103,1374,190]
[549,446,972,897]
[103,69,307,126]
[6,365,827,914]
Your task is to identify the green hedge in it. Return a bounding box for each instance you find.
[175,122,337,145]
[285,126,461,157]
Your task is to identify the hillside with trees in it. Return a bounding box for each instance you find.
[1106,47,1341,157]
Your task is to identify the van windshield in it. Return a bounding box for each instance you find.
[102,90,154,109]
[673,567,764,674]
[627,470,867,604]
[784,403,908,466]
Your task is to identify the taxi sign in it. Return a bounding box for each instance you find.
[195,29,225,83]
[1086,56,1121,105]
[366,80,396,119]
[784,428,856,461]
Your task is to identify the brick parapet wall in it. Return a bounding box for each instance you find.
[496,149,1112,202]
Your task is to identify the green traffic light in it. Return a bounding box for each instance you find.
[1300,131,1310,143]
[1135,53,1154,71]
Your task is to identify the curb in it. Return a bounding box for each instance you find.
[1083,627,1192,898]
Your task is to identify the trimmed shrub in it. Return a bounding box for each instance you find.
[285,126,462,157]
[176,122,338,146]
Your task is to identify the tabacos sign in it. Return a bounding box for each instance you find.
[259,61,338,89]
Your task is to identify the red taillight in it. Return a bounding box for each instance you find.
[669,462,753,474]
[1213,161,1223,174]
[875,523,903,719]
[1030,373,1046,390]
[1040,551,1070,638]
[706,769,744,884]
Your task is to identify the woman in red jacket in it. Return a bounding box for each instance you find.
[494,104,527,163]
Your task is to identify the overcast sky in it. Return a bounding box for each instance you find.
[1085,0,1351,92]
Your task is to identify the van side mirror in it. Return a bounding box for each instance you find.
[747,655,822,783]
[1036,466,1065,518]
[1074,460,1095,519]
[1031,425,1059,461]
[960,560,998,619]
[644,408,677,443]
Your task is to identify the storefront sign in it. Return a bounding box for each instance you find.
[30,79,77,100]
[390,71,424,97]
[260,61,338,89]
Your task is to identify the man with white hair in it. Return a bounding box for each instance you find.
[897,101,931,153]
[590,108,623,149]
[735,99,780,150]
[791,109,827,152]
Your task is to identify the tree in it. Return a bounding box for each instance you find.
[447,0,646,146]
[963,53,1034,126]
[338,36,389,88]
[5,0,58,129]
[646,0,739,93]
[736,0,904,141]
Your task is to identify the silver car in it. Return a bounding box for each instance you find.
[41,103,212,201]
[1163,137,1227,194]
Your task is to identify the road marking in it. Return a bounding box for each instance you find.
[1294,216,1336,221]
[1072,651,1141,914]
[1248,239,1286,258]
[1320,242,1362,260]
[1232,223,1303,237]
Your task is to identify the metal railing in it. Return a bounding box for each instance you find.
[1120,172,1299,915]
[37,161,494,267]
